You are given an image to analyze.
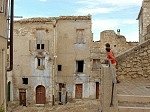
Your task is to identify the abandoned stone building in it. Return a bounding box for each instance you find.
[5,0,150,112]
[9,15,139,106]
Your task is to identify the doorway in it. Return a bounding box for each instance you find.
[19,88,26,106]
[96,82,99,99]
[75,84,83,99]
[36,85,46,104]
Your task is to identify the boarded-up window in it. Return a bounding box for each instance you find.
[92,59,100,70]
[76,60,84,73]
[36,29,46,49]
[36,30,46,41]
[76,29,85,44]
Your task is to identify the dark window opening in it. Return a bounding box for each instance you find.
[37,44,40,49]
[37,44,45,49]
[76,60,84,72]
[38,59,41,66]
[22,78,28,84]
[58,65,62,71]
[114,45,116,47]
[41,44,44,49]
[59,83,66,91]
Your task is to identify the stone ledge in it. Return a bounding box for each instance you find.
[118,94,150,103]
[118,106,150,112]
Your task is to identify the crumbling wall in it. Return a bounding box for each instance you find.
[116,39,150,80]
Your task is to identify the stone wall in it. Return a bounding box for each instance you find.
[99,30,138,56]
[0,0,8,110]
[138,0,150,43]
[116,39,150,80]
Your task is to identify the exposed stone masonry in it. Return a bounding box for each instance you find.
[117,39,150,80]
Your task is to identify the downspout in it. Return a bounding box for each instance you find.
[52,20,57,106]
[7,0,14,71]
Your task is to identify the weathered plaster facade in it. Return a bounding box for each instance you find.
[13,18,55,105]
[0,0,8,110]
[56,16,94,99]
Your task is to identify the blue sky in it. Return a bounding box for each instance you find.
[14,0,143,42]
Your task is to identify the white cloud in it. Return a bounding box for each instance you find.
[92,18,138,41]
[75,0,142,16]
[92,19,137,31]
[76,0,142,7]
[75,7,115,15]
[124,31,139,42]
[102,0,142,6]
[92,19,119,31]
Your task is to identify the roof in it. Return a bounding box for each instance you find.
[137,7,143,20]
[14,15,91,23]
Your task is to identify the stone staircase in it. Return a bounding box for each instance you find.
[118,94,150,112]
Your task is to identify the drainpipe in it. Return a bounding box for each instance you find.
[7,0,14,71]
[52,20,58,106]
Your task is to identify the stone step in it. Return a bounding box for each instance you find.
[118,106,150,112]
[118,94,150,103]
[118,101,150,107]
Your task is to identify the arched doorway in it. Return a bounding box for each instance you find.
[36,85,46,104]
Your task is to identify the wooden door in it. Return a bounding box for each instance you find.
[19,88,26,106]
[96,82,99,99]
[75,84,83,99]
[36,85,46,104]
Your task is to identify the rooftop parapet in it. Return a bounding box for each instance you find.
[14,15,91,23]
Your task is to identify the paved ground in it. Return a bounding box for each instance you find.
[7,78,150,112]
[7,99,101,112]
[117,78,150,96]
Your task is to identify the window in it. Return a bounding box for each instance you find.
[22,78,28,84]
[0,0,4,13]
[37,44,40,49]
[37,58,45,69]
[36,29,46,50]
[58,65,62,71]
[92,59,100,70]
[76,29,85,44]
[76,60,84,72]
[36,44,45,50]
[41,44,44,49]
